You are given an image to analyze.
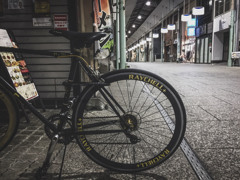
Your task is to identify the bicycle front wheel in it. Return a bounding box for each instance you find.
[74,69,186,172]
[0,87,19,151]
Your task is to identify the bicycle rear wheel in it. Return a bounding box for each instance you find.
[74,69,186,172]
[0,87,19,151]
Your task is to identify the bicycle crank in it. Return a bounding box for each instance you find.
[44,114,74,144]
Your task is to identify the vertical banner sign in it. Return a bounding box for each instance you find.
[93,0,114,59]
[54,14,69,31]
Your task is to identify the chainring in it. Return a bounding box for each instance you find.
[44,114,74,144]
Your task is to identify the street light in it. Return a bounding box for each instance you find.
[146,1,151,6]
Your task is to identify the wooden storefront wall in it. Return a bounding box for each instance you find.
[0,0,72,106]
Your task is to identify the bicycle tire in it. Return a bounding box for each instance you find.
[74,69,186,172]
[0,87,19,151]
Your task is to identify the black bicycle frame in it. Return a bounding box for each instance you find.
[0,46,125,136]
[0,76,58,133]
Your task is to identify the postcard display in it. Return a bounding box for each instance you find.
[0,29,38,101]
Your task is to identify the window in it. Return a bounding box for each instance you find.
[197,0,213,14]
[215,0,232,17]
[225,0,231,12]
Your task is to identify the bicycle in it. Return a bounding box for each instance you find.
[0,29,186,178]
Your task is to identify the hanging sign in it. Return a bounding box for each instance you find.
[187,28,196,36]
[187,18,196,27]
[93,0,114,59]
[153,33,159,38]
[53,14,68,30]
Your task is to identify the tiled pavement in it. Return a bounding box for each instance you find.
[0,62,240,180]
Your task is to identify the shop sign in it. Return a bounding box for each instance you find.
[187,18,196,27]
[196,24,207,37]
[53,14,68,30]
[187,28,195,36]
[32,17,52,27]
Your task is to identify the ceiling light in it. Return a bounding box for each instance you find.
[209,0,213,6]
[132,24,136,28]
[138,15,142,19]
[128,30,131,34]
[146,1,151,6]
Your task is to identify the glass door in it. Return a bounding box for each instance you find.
[196,39,200,63]
[204,37,209,63]
[200,38,204,63]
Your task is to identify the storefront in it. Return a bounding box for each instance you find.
[181,19,196,63]
[195,22,213,64]
[212,11,231,63]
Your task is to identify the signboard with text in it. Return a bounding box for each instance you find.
[53,14,68,31]
[0,29,38,101]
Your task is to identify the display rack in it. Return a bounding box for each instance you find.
[0,29,45,122]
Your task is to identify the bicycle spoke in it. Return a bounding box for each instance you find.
[136,131,157,157]
[137,85,155,114]
[132,82,146,111]
[138,127,172,140]
[138,130,170,147]
[76,70,186,172]
[117,81,129,111]
[129,80,137,111]
[126,80,133,112]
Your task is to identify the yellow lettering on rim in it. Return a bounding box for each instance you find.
[129,75,134,79]
[129,74,167,93]
[137,149,170,168]
[77,118,92,152]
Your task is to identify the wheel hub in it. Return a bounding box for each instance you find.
[121,112,141,131]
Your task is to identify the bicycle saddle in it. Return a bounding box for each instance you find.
[49,29,106,48]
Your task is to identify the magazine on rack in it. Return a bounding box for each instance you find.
[0,29,38,101]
